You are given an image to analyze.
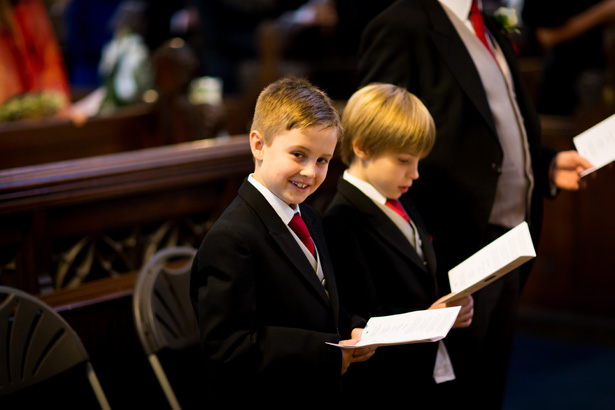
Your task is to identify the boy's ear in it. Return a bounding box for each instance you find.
[352,140,369,160]
[250,130,265,161]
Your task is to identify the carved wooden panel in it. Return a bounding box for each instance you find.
[0,136,252,297]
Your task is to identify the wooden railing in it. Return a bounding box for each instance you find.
[0,135,253,299]
[0,104,159,170]
[0,99,230,171]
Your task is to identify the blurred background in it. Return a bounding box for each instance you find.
[1,0,614,408]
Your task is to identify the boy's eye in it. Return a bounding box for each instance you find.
[317,157,330,165]
[292,152,304,159]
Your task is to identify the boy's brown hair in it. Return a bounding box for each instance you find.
[340,83,436,165]
[251,76,342,144]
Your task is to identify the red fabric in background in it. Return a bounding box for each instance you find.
[0,0,70,106]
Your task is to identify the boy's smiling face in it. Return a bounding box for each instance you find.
[251,125,338,208]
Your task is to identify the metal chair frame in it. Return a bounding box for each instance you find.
[132,246,199,410]
[0,286,111,409]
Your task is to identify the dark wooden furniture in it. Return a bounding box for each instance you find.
[0,104,159,170]
[0,135,254,295]
[521,111,615,322]
[0,135,252,408]
[0,99,228,171]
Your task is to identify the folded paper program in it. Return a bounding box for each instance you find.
[327,306,460,349]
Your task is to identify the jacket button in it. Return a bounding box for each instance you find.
[491,163,502,174]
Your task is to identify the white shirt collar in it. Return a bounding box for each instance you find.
[439,0,474,22]
[343,171,423,255]
[343,170,388,205]
[248,174,297,225]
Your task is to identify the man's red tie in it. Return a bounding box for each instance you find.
[470,0,496,60]
[289,213,315,257]
[385,199,410,224]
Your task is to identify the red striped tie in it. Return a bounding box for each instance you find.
[385,199,410,224]
[289,213,315,257]
[470,0,496,61]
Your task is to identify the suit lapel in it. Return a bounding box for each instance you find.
[422,0,497,136]
[338,180,429,273]
[238,181,331,306]
[302,208,341,319]
[399,196,437,277]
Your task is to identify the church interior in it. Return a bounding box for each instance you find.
[1,0,614,408]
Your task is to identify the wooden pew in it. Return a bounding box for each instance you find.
[0,103,160,170]
[0,133,344,407]
[0,135,254,295]
[0,98,230,171]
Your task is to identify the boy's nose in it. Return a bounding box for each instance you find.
[407,164,419,179]
[301,162,317,178]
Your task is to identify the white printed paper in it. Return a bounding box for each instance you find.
[327,306,460,349]
[573,113,615,177]
[438,222,535,303]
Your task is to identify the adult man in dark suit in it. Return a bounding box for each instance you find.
[357,0,593,408]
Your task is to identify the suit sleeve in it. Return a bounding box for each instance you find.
[357,12,423,90]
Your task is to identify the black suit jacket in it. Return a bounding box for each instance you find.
[190,179,364,403]
[358,0,555,284]
[324,178,438,316]
[323,178,442,398]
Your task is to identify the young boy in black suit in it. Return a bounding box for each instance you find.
[323,83,473,405]
[190,77,375,405]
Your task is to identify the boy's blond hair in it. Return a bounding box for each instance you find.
[340,83,435,165]
[251,76,342,144]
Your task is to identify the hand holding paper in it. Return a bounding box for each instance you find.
[328,306,461,349]
[437,222,536,304]
[431,294,474,328]
[552,150,594,189]
[339,328,376,374]
[573,113,615,177]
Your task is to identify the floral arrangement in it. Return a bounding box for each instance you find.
[492,7,520,35]
[0,91,65,122]
[98,31,152,112]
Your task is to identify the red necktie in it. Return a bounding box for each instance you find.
[387,198,424,257]
[289,213,315,257]
[470,0,496,60]
[385,199,410,224]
